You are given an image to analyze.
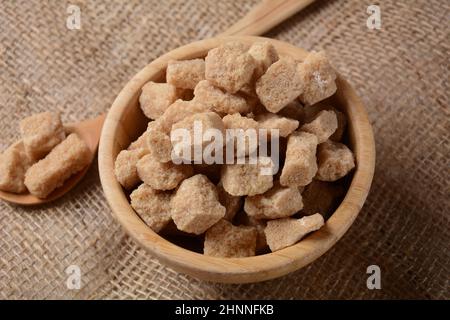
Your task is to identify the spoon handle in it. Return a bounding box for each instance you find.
[220,0,315,37]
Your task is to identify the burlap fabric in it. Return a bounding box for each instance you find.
[0,0,448,299]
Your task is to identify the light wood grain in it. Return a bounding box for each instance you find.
[221,0,315,36]
[0,114,105,205]
[98,36,375,283]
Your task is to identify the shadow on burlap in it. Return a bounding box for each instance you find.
[0,0,448,299]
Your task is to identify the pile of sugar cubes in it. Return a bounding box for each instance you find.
[0,112,91,198]
[114,41,355,256]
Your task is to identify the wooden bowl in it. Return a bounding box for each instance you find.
[98,36,375,283]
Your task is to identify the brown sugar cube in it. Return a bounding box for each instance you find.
[130,184,172,233]
[127,117,185,155]
[139,82,183,120]
[316,140,355,181]
[223,113,259,157]
[136,154,193,190]
[171,112,225,162]
[166,59,205,90]
[171,174,226,234]
[205,41,256,93]
[217,182,242,221]
[280,132,318,187]
[221,157,274,196]
[255,57,304,113]
[159,99,211,132]
[114,148,148,190]
[0,142,32,193]
[204,219,257,257]
[302,104,347,141]
[128,131,149,151]
[146,120,172,163]
[193,80,250,115]
[264,213,324,252]
[277,100,305,122]
[20,112,65,161]
[24,133,90,198]
[298,51,337,105]
[301,180,346,217]
[223,113,259,130]
[248,41,279,79]
[301,110,337,143]
[244,183,303,219]
[255,113,299,138]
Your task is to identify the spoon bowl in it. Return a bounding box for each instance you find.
[0,114,105,206]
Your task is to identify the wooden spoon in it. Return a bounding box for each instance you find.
[0,114,105,206]
[220,0,315,36]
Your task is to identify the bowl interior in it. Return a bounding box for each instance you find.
[99,36,375,283]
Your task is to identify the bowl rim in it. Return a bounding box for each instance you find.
[98,35,376,283]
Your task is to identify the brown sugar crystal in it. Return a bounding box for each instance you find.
[193,80,250,115]
[171,111,225,163]
[0,142,32,193]
[222,113,259,157]
[139,82,183,120]
[20,112,65,161]
[264,213,324,252]
[204,219,257,257]
[302,104,347,141]
[244,183,303,219]
[166,59,205,90]
[316,140,355,181]
[280,132,318,187]
[114,148,148,190]
[171,174,225,235]
[136,154,193,190]
[205,41,256,93]
[221,157,274,196]
[130,184,172,233]
[301,110,337,143]
[159,99,211,133]
[255,113,299,138]
[248,41,279,79]
[145,120,172,163]
[255,57,304,113]
[298,51,337,106]
[24,133,91,198]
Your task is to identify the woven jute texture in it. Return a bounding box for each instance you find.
[0,0,449,299]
